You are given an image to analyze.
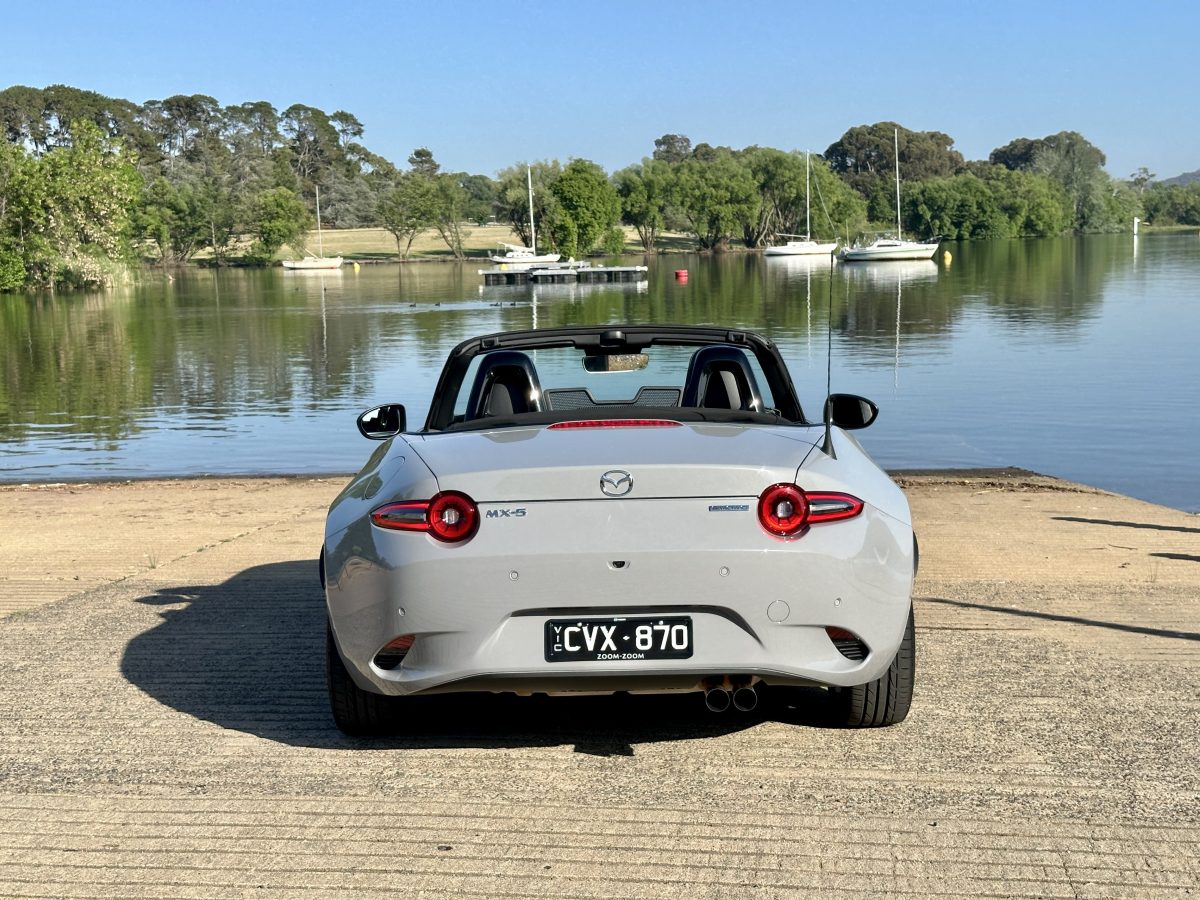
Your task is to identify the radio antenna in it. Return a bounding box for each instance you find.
[820,249,837,459]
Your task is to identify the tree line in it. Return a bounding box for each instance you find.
[2,84,1198,291]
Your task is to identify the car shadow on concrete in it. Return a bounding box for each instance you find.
[121,560,840,753]
[1051,515,1200,535]
[922,596,1200,642]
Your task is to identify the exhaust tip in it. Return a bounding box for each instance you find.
[732,686,758,712]
[704,687,732,713]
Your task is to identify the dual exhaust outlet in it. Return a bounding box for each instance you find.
[704,683,758,713]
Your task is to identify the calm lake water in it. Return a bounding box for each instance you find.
[2,234,1198,512]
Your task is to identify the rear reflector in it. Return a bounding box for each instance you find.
[547,419,682,429]
[825,626,869,661]
[373,634,415,670]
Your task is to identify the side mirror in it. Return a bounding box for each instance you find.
[824,394,878,430]
[357,404,406,439]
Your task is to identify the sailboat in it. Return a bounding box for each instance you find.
[765,151,838,256]
[282,185,344,270]
[840,130,939,262]
[489,166,561,266]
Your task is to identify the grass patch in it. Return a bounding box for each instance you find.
[280,225,700,261]
[175,225,702,266]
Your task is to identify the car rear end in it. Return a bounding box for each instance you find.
[323,422,914,700]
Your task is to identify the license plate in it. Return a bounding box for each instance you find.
[544,616,693,662]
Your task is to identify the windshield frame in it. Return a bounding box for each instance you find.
[422,325,808,432]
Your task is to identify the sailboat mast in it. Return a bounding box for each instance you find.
[527,166,536,254]
[894,129,902,241]
[316,184,324,257]
[805,150,812,241]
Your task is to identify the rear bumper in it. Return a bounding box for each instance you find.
[324,498,914,697]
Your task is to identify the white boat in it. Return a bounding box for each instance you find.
[765,237,838,257]
[489,167,561,267]
[840,130,939,262]
[840,238,939,261]
[765,151,838,257]
[489,242,561,267]
[282,185,343,270]
[281,256,344,270]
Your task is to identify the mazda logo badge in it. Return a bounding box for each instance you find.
[600,470,633,497]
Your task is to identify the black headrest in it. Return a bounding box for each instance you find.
[465,351,543,419]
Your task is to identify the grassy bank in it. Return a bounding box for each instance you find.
[275,225,698,262]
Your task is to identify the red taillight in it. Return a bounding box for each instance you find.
[756,485,864,538]
[757,483,809,537]
[807,492,865,523]
[547,419,681,429]
[371,490,479,543]
[427,491,479,542]
[370,500,428,532]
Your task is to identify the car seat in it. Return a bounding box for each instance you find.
[465,351,543,419]
[681,345,763,412]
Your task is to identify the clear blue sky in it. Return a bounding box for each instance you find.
[3,0,1197,180]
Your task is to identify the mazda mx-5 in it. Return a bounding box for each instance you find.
[321,326,916,733]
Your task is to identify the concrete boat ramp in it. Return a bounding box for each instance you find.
[0,471,1196,897]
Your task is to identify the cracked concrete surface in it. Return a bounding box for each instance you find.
[0,473,1196,897]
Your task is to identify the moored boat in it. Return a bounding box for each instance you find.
[765,238,838,257]
[765,151,837,257]
[282,185,343,270]
[489,166,560,266]
[840,238,939,262]
[489,242,561,266]
[839,129,938,262]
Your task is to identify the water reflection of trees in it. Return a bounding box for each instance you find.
[946,237,1114,328]
[1,239,1131,447]
[0,270,384,441]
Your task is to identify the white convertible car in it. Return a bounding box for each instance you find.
[322,326,916,733]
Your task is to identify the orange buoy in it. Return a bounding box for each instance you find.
[675,269,688,282]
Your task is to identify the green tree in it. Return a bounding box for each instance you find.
[246,186,311,263]
[495,161,562,249]
[318,167,377,227]
[430,174,469,259]
[549,159,620,257]
[1143,182,1200,225]
[408,147,440,176]
[279,104,343,180]
[35,120,141,286]
[652,133,692,164]
[377,172,435,257]
[226,100,280,156]
[671,149,758,251]
[137,176,211,262]
[989,137,1045,171]
[905,166,1071,240]
[1129,167,1154,194]
[825,122,963,199]
[1029,132,1110,230]
[614,158,673,251]
[458,173,498,225]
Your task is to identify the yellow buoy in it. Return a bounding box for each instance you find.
[352,261,360,272]
[942,250,953,265]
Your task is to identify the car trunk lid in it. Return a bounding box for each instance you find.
[405,423,821,501]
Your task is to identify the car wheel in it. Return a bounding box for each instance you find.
[326,622,394,735]
[831,604,915,727]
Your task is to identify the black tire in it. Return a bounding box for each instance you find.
[831,604,915,727]
[326,623,395,735]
